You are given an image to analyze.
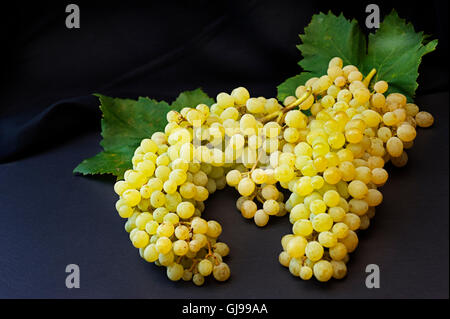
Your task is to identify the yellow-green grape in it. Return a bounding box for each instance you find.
[365,189,383,206]
[155,166,171,182]
[158,250,175,266]
[167,263,184,281]
[318,231,337,248]
[323,190,340,207]
[391,151,409,167]
[329,243,348,261]
[198,259,213,276]
[145,220,159,235]
[194,186,209,201]
[347,180,368,199]
[132,230,149,248]
[231,87,250,105]
[237,177,255,196]
[206,221,222,238]
[114,181,132,196]
[312,213,333,232]
[150,191,166,208]
[213,262,231,281]
[193,171,208,187]
[263,199,279,216]
[251,169,267,184]
[193,273,205,286]
[296,177,314,196]
[331,260,347,279]
[340,230,359,253]
[177,202,195,219]
[299,266,313,280]
[143,244,159,262]
[155,236,172,254]
[343,213,361,231]
[292,219,313,236]
[328,206,346,223]
[396,124,416,142]
[371,168,388,185]
[311,176,325,190]
[163,179,177,194]
[354,166,372,184]
[118,205,133,218]
[240,200,257,219]
[386,137,403,157]
[323,167,341,185]
[174,225,190,240]
[305,241,324,262]
[374,80,388,94]
[349,199,369,216]
[135,212,153,230]
[122,189,141,207]
[331,222,349,239]
[286,236,307,258]
[288,258,301,277]
[179,182,197,199]
[285,110,306,128]
[313,260,334,282]
[279,251,291,267]
[213,242,230,257]
[141,138,159,153]
[290,203,310,222]
[310,199,327,214]
[246,97,265,114]
[157,222,174,237]
[147,177,164,192]
[173,240,189,256]
[191,217,208,234]
[415,111,434,128]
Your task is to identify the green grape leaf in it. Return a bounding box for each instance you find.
[171,88,214,111]
[297,12,367,76]
[278,10,437,102]
[74,89,213,178]
[361,10,438,99]
[73,147,134,178]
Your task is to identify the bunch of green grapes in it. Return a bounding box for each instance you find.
[278,57,434,281]
[114,132,230,285]
[112,56,434,284]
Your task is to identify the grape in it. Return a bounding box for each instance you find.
[299,266,313,280]
[292,219,313,236]
[286,236,307,258]
[132,230,149,248]
[193,273,205,286]
[313,260,334,282]
[241,200,257,219]
[415,111,434,127]
[198,259,214,276]
[156,237,172,254]
[237,178,255,196]
[318,231,337,248]
[213,242,230,257]
[305,241,324,261]
[254,210,269,227]
[263,199,279,216]
[213,262,231,281]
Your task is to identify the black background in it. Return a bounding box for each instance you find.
[0,0,448,298]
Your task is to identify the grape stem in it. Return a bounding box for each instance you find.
[363,68,377,87]
[260,87,312,124]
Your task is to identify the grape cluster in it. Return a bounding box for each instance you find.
[113,56,434,284]
[114,134,230,285]
[278,57,433,281]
